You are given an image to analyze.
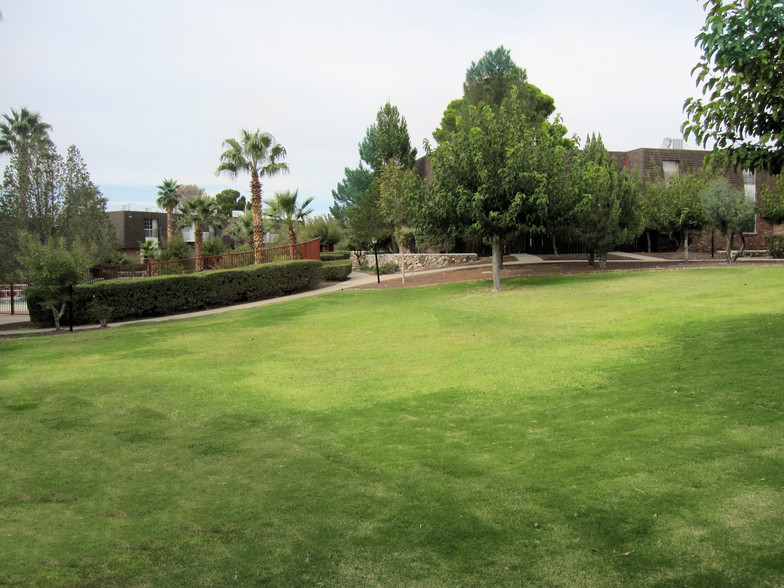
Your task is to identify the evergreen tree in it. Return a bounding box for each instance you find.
[331,102,417,248]
[569,135,643,269]
[433,46,555,145]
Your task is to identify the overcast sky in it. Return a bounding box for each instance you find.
[1,0,709,214]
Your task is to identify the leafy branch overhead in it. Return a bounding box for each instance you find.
[682,0,784,173]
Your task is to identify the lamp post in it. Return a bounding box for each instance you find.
[371,237,380,283]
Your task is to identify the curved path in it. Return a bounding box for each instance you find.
[0,251,772,335]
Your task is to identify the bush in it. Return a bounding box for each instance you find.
[321,260,352,281]
[202,236,228,256]
[379,261,398,274]
[765,234,784,258]
[159,236,194,261]
[30,260,323,326]
[320,250,351,261]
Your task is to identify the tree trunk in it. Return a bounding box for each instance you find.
[491,235,502,292]
[251,171,263,264]
[646,230,652,253]
[50,302,66,331]
[683,232,690,262]
[551,234,559,256]
[732,233,746,262]
[288,225,297,259]
[725,232,733,263]
[598,252,608,270]
[167,209,174,242]
[195,223,204,271]
[587,250,595,266]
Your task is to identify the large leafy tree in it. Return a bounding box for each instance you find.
[0,107,52,155]
[433,46,555,145]
[682,0,784,173]
[423,87,561,292]
[156,178,181,241]
[569,135,643,269]
[178,195,220,271]
[701,178,756,262]
[264,190,314,259]
[216,129,289,263]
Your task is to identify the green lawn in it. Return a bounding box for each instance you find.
[1,266,783,586]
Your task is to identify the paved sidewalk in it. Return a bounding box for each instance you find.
[0,271,382,335]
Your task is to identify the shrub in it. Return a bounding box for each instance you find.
[765,234,784,258]
[379,261,398,274]
[159,236,194,261]
[30,260,322,326]
[320,250,351,261]
[202,236,228,256]
[321,260,352,281]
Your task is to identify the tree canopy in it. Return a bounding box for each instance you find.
[568,135,643,268]
[0,107,52,155]
[701,178,756,262]
[216,129,289,263]
[423,86,566,291]
[433,46,555,145]
[1,137,115,278]
[331,103,418,248]
[682,0,784,173]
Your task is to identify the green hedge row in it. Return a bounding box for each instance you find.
[766,235,784,258]
[321,260,352,281]
[27,260,322,326]
[320,250,351,261]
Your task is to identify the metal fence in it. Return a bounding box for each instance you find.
[91,238,321,281]
[0,283,29,315]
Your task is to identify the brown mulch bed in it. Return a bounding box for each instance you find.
[350,252,784,290]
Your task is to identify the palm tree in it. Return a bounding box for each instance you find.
[178,195,219,271]
[155,178,181,242]
[0,107,53,154]
[264,190,314,259]
[226,210,254,248]
[216,129,289,263]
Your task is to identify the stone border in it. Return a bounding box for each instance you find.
[352,252,477,272]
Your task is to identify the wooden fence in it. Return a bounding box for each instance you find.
[92,238,321,281]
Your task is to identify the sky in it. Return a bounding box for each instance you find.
[0,0,710,215]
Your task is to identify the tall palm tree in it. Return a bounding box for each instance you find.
[216,129,289,264]
[178,195,219,271]
[155,178,181,242]
[264,190,314,259]
[0,107,53,154]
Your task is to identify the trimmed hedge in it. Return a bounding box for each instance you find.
[27,260,322,326]
[321,260,352,281]
[765,234,784,258]
[320,250,351,261]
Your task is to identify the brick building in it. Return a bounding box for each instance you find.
[609,146,779,253]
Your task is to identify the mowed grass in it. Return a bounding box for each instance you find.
[1,266,783,586]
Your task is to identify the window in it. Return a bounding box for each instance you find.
[143,218,158,242]
[662,160,679,182]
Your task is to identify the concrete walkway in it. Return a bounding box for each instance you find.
[0,271,382,335]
